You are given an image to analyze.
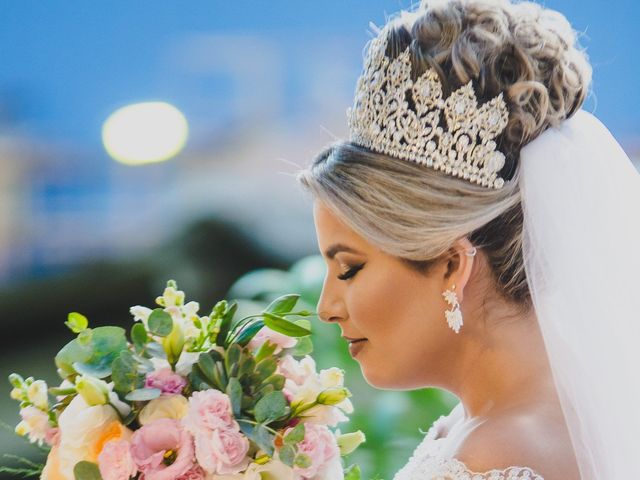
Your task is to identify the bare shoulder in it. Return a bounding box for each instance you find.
[454,407,580,480]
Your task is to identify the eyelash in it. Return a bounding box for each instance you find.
[337,263,364,281]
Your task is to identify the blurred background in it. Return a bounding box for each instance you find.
[0,1,638,478]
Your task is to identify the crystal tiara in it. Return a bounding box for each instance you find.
[347,27,510,189]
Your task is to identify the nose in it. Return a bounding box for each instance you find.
[316,276,347,324]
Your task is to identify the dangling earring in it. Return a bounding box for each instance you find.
[442,247,476,334]
[442,284,463,334]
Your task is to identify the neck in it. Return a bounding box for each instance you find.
[449,302,561,421]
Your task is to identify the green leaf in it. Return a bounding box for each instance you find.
[77,328,93,347]
[124,388,162,401]
[255,358,277,382]
[226,377,243,416]
[289,335,313,357]
[294,453,312,469]
[265,294,300,315]
[238,355,256,379]
[252,424,276,456]
[254,390,287,423]
[111,350,144,395]
[145,341,167,359]
[73,461,103,480]
[225,344,242,374]
[264,373,286,391]
[234,320,265,347]
[56,326,127,380]
[148,309,173,337]
[254,340,278,363]
[216,302,238,347]
[279,444,296,467]
[284,423,305,444]
[131,323,148,346]
[65,312,89,334]
[197,352,219,387]
[344,464,362,480]
[263,312,311,338]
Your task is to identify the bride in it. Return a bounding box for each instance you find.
[298,0,640,479]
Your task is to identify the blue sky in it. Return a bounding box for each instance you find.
[1,0,638,152]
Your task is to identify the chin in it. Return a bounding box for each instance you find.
[360,366,410,390]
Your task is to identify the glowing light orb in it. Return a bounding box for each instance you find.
[102,102,188,165]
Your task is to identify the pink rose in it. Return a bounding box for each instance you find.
[145,368,188,395]
[194,428,250,475]
[130,418,195,480]
[285,423,339,479]
[183,390,237,433]
[98,439,137,480]
[248,326,297,354]
[176,465,207,480]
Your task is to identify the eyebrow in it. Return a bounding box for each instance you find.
[325,243,363,259]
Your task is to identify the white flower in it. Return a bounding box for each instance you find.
[56,395,119,478]
[130,305,152,327]
[156,286,185,307]
[27,380,49,410]
[16,406,51,445]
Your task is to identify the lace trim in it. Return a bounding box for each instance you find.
[393,412,545,480]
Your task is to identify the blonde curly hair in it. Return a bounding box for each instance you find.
[299,0,592,309]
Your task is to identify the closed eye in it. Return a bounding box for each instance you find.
[337,263,365,281]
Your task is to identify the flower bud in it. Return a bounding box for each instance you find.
[162,320,185,366]
[10,387,23,401]
[27,380,49,410]
[75,375,110,406]
[316,387,351,406]
[337,430,366,455]
[8,373,24,388]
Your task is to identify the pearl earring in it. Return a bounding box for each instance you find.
[442,247,476,334]
[442,284,463,334]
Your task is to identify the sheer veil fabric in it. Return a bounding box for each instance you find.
[519,109,640,479]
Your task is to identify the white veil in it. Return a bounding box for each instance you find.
[519,109,640,479]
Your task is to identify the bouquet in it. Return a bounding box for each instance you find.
[7,280,365,480]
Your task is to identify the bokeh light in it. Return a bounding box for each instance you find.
[102,101,188,165]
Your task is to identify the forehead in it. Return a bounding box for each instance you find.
[313,201,368,250]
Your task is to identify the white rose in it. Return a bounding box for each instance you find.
[138,394,189,425]
[56,395,119,478]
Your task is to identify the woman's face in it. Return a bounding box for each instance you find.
[313,201,464,390]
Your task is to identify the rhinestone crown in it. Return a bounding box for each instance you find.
[347,28,510,189]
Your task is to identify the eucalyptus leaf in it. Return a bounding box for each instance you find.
[263,312,311,338]
[148,309,173,337]
[124,388,162,401]
[73,461,102,480]
[131,323,148,346]
[112,350,144,395]
[254,390,287,423]
[279,444,296,467]
[265,294,300,315]
[294,453,312,469]
[288,335,313,357]
[66,312,89,334]
[284,423,305,444]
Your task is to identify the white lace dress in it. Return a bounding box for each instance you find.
[393,403,545,480]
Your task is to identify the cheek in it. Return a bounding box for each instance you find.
[348,271,444,345]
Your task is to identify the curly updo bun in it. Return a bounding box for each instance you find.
[298,0,592,310]
[390,0,592,178]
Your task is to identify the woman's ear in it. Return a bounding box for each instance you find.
[443,237,476,303]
